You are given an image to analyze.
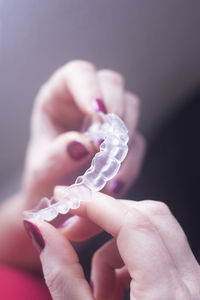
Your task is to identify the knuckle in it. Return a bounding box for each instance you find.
[27,165,46,185]
[174,286,190,300]
[98,69,124,85]
[126,91,140,107]
[65,60,95,72]
[35,82,49,107]
[142,200,171,217]
[44,265,64,294]
[125,210,153,232]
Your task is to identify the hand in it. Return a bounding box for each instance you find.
[25,193,200,300]
[0,60,145,270]
[22,60,145,210]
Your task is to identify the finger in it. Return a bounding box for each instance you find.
[24,220,94,300]
[121,199,200,294]
[70,193,182,296]
[33,69,83,135]
[41,60,104,117]
[70,192,127,236]
[91,238,124,299]
[59,215,102,242]
[30,131,95,184]
[106,132,146,197]
[97,69,125,118]
[124,91,140,143]
[65,60,105,115]
[110,267,131,300]
[24,131,96,206]
[33,60,106,135]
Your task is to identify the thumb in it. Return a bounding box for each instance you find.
[24,220,94,300]
[41,131,96,181]
[25,130,96,195]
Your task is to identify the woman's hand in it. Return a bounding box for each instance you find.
[23,60,145,210]
[25,193,200,299]
[0,60,145,269]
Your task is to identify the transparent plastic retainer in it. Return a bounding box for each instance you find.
[24,112,129,221]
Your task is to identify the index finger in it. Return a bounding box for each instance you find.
[69,192,130,237]
[69,192,177,292]
[34,60,104,121]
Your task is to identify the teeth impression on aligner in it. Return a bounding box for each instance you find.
[23,112,129,222]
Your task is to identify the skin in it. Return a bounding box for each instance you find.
[34,193,200,299]
[1,60,200,298]
[0,60,145,270]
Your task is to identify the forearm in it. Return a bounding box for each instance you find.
[0,193,41,272]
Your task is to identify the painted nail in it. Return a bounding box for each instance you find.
[89,280,94,293]
[23,220,45,253]
[109,180,124,195]
[67,141,90,160]
[92,99,107,113]
[59,215,77,229]
[97,138,104,146]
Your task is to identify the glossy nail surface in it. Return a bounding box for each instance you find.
[89,281,94,293]
[92,99,107,113]
[109,180,124,195]
[67,141,90,160]
[24,220,45,253]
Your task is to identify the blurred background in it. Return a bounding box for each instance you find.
[0,1,200,259]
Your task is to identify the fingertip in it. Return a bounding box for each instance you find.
[42,131,96,180]
[67,140,90,161]
[106,180,125,198]
[30,219,79,263]
[31,217,92,299]
[92,98,107,113]
[125,91,140,108]
[23,219,45,253]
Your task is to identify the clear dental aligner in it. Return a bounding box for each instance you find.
[24,112,129,222]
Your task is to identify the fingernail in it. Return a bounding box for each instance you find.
[59,215,77,229]
[67,141,90,160]
[97,138,104,146]
[89,280,94,293]
[109,180,124,195]
[23,220,45,253]
[92,99,107,113]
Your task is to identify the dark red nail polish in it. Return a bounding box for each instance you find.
[109,180,124,195]
[92,99,107,113]
[67,141,90,160]
[24,220,45,253]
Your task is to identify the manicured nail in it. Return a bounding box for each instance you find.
[92,99,107,113]
[23,220,45,253]
[67,141,90,160]
[89,280,94,293]
[97,138,104,146]
[109,180,124,195]
[59,215,77,229]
